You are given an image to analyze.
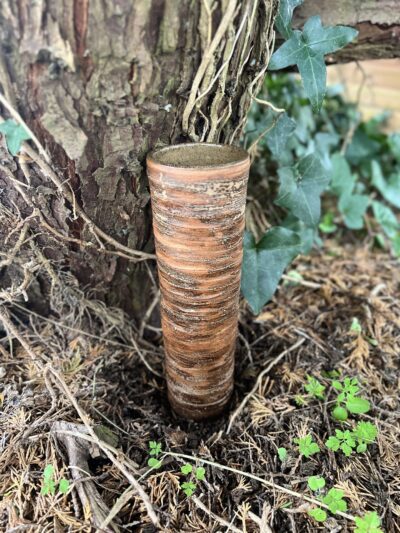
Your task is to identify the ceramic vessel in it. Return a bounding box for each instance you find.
[147,143,250,420]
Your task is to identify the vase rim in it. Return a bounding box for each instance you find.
[147,142,249,170]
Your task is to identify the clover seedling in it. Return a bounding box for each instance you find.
[326,429,357,457]
[354,511,383,533]
[353,421,378,453]
[294,435,320,458]
[322,488,347,514]
[277,447,287,462]
[307,476,325,492]
[304,375,325,399]
[181,481,196,497]
[308,507,327,522]
[148,441,163,469]
[180,463,206,497]
[331,377,370,421]
[41,464,69,496]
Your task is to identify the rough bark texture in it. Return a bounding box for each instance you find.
[147,144,249,420]
[294,0,400,62]
[0,0,399,317]
[0,0,277,316]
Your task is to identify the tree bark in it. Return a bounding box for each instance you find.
[0,0,399,317]
[0,0,277,316]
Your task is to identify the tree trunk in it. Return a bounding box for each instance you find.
[0,0,277,316]
[0,0,398,317]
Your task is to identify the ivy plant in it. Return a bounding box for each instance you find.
[241,0,359,314]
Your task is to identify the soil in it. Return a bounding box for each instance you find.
[1,243,399,532]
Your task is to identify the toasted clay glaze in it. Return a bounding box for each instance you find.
[147,143,250,420]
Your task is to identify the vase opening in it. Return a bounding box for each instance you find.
[149,142,248,169]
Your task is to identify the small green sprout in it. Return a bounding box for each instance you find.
[319,211,337,234]
[353,421,378,453]
[179,463,206,497]
[181,481,196,497]
[41,465,69,496]
[326,429,357,457]
[294,435,320,458]
[308,507,327,522]
[149,441,162,457]
[0,119,31,156]
[277,447,287,462]
[195,467,206,480]
[180,463,193,475]
[307,476,325,492]
[304,375,325,399]
[322,488,347,514]
[41,465,56,496]
[350,317,362,334]
[331,377,370,421]
[147,441,163,469]
[354,511,383,533]
[294,394,307,406]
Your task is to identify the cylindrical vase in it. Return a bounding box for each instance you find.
[147,143,250,420]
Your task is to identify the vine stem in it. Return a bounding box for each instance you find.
[163,451,356,522]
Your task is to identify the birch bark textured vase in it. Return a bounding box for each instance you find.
[147,143,250,420]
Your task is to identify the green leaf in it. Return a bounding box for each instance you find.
[326,436,340,452]
[350,317,362,333]
[275,154,329,227]
[308,476,326,491]
[195,467,206,481]
[354,511,383,533]
[275,0,304,39]
[332,405,348,421]
[330,153,356,197]
[392,233,400,257]
[319,212,337,234]
[43,464,55,480]
[0,119,31,156]
[338,193,369,229]
[269,17,357,111]
[277,447,288,462]
[371,160,400,209]
[356,442,367,453]
[294,434,320,458]
[241,228,302,314]
[322,488,347,514]
[181,481,196,497]
[147,458,163,469]
[180,463,193,475]
[58,478,70,494]
[266,112,297,161]
[346,396,370,414]
[372,200,399,239]
[354,421,378,445]
[304,375,325,399]
[308,508,327,522]
[149,441,162,457]
[388,132,400,162]
[346,129,381,165]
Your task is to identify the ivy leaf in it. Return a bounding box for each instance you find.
[372,201,399,239]
[275,0,304,39]
[275,154,329,227]
[266,112,297,162]
[241,228,302,314]
[269,17,358,111]
[0,119,31,156]
[330,153,356,197]
[371,160,400,209]
[338,193,369,229]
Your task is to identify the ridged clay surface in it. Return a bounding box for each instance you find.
[147,144,250,420]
